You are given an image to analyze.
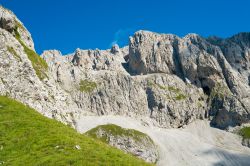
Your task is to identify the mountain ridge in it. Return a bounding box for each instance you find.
[47,31,250,56]
[0,5,250,165]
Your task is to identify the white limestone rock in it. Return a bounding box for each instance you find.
[0,6,34,50]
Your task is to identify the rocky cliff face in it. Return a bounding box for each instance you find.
[41,47,207,128]
[128,31,250,129]
[0,6,249,131]
[0,6,80,126]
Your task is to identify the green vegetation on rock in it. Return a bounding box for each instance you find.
[7,46,21,61]
[175,94,187,100]
[86,124,153,144]
[210,83,230,100]
[165,86,181,93]
[14,27,48,80]
[0,96,152,166]
[239,127,250,139]
[148,81,187,100]
[79,79,97,93]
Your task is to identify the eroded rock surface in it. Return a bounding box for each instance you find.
[128,31,250,129]
[0,6,34,50]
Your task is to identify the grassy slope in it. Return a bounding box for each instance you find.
[240,127,250,139]
[0,96,152,166]
[14,26,48,80]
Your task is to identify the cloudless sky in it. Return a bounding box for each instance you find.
[1,0,250,54]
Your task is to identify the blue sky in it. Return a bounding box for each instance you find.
[1,0,250,54]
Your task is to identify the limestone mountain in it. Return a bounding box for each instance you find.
[40,31,250,130]
[0,5,250,166]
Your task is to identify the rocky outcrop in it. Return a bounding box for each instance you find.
[237,126,250,148]
[128,31,250,129]
[129,31,181,76]
[0,6,34,50]
[110,44,120,54]
[86,124,159,163]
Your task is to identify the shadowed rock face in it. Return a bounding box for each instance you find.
[242,138,250,148]
[0,6,249,130]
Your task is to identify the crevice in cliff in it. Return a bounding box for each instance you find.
[202,86,211,96]
[146,87,157,118]
[172,39,185,81]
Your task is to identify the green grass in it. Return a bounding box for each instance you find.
[86,124,153,144]
[14,27,48,80]
[239,127,250,139]
[175,94,187,100]
[7,46,21,61]
[79,79,97,93]
[0,96,152,166]
[166,86,181,93]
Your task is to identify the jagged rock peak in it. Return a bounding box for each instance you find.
[75,48,81,54]
[42,50,63,58]
[131,30,250,43]
[0,6,34,50]
[0,6,15,31]
[183,33,205,43]
[72,48,81,66]
[41,50,65,65]
[130,30,179,44]
[110,44,120,54]
[184,33,200,38]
